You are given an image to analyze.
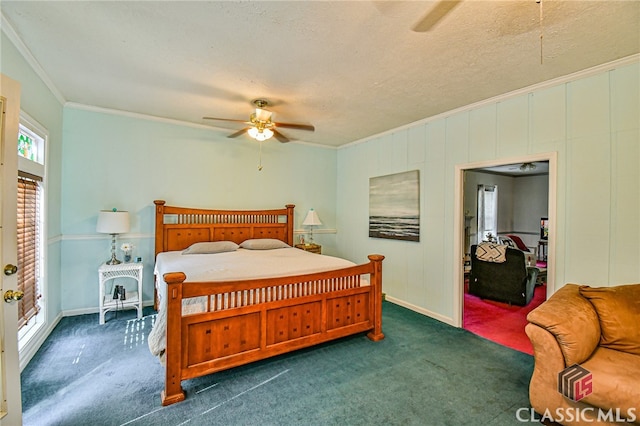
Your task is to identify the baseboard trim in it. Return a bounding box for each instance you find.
[19,312,63,371]
[385,296,455,326]
[62,299,156,318]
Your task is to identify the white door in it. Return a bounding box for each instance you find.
[1,74,23,425]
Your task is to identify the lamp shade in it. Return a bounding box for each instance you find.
[96,210,130,234]
[302,209,322,226]
[254,108,272,122]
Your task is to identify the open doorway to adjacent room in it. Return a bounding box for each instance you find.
[455,154,556,355]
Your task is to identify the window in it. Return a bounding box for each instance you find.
[477,184,498,243]
[16,113,47,346]
[18,130,42,163]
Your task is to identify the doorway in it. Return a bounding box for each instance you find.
[454,153,556,354]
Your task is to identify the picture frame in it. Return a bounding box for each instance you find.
[369,170,420,242]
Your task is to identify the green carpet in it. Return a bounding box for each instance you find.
[21,302,534,425]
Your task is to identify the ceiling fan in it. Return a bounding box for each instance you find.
[411,0,463,32]
[506,162,537,172]
[203,99,315,143]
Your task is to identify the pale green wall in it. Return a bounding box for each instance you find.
[336,60,640,324]
[1,31,64,326]
[60,108,338,312]
[4,25,639,327]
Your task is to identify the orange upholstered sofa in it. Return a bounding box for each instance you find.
[525,283,640,425]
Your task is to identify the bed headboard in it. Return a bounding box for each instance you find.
[154,200,295,256]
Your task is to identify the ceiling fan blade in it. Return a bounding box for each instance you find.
[412,0,462,32]
[203,117,250,124]
[272,129,290,143]
[273,122,315,131]
[227,128,249,138]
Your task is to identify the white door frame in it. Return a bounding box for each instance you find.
[452,152,557,328]
[1,74,23,425]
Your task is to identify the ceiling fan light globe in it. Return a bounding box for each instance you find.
[248,127,273,141]
[263,128,274,139]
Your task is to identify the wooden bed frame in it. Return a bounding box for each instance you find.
[153,200,385,406]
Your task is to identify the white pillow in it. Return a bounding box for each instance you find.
[239,238,290,250]
[182,241,239,254]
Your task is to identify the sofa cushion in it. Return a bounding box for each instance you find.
[527,284,601,366]
[580,346,640,420]
[579,283,640,356]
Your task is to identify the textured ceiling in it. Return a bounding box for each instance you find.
[2,1,639,147]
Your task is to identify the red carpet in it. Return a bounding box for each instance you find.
[463,284,546,355]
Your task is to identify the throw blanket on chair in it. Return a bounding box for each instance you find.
[475,242,507,263]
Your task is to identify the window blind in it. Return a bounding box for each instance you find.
[17,175,41,329]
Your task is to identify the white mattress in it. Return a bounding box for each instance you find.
[148,247,361,359]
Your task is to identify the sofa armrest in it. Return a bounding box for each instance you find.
[525,323,568,416]
[526,284,600,366]
[525,323,619,425]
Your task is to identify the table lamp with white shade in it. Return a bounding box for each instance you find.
[96,209,130,265]
[302,208,322,245]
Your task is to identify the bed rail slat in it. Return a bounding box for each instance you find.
[173,212,288,224]
[181,268,371,315]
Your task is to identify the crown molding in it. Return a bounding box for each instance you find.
[341,54,640,149]
[1,11,328,151]
[65,102,217,131]
[65,102,335,150]
[1,13,66,105]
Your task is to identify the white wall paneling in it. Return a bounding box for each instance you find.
[338,58,639,326]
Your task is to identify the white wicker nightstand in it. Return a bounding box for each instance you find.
[98,262,143,324]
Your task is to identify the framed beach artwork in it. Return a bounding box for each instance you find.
[369,170,420,242]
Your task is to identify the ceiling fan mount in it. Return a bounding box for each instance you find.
[252,98,269,109]
[203,98,314,143]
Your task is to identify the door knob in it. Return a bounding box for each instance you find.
[4,290,24,303]
[4,264,18,276]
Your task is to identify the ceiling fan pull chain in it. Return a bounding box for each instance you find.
[258,139,263,171]
[538,0,544,65]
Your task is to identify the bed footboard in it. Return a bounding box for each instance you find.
[161,254,384,406]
